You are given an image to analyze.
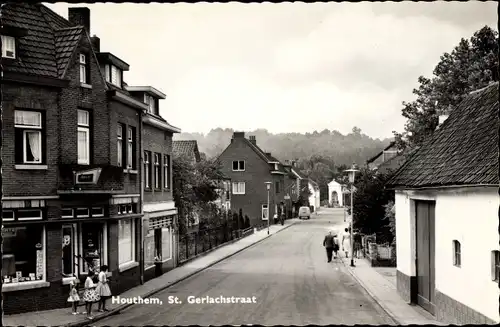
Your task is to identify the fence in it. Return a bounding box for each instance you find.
[177,225,254,264]
[362,234,396,267]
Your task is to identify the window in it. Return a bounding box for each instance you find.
[162,227,172,261]
[144,229,158,268]
[261,204,268,220]
[1,35,16,58]
[232,160,245,171]
[274,163,278,171]
[117,204,135,215]
[79,54,89,84]
[77,110,90,165]
[110,65,122,87]
[453,240,461,267]
[164,155,171,189]
[91,207,104,217]
[119,219,135,265]
[144,94,156,115]
[232,182,245,195]
[127,127,136,169]
[154,153,161,189]
[117,124,124,167]
[2,210,15,221]
[76,208,90,218]
[17,209,43,221]
[14,110,43,164]
[80,223,107,274]
[61,208,74,218]
[2,226,45,284]
[62,225,76,277]
[144,151,151,189]
[275,181,280,194]
[492,250,500,282]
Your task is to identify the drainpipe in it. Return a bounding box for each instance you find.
[139,109,145,285]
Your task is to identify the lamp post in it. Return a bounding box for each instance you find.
[344,163,359,267]
[265,182,272,235]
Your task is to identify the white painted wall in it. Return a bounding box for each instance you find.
[308,182,320,212]
[328,180,344,206]
[395,187,499,322]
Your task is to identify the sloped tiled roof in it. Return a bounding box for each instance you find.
[376,153,407,176]
[173,140,200,161]
[388,83,499,188]
[367,141,396,164]
[2,3,84,79]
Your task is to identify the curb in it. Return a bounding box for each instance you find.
[64,221,298,327]
[338,256,401,325]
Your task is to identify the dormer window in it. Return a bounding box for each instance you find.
[105,64,122,87]
[274,163,278,170]
[144,94,156,115]
[79,54,90,84]
[1,35,16,59]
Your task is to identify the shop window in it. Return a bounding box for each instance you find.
[118,219,135,266]
[161,227,172,261]
[17,209,43,220]
[62,208,74,218]
[80,223,106,273]
[62,224,76,277]
[76,208,90,218]
[2,225,45,284]
[145,228,162,268]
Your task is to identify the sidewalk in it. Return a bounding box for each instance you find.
[3,219,299,327]
[338,254,445,325]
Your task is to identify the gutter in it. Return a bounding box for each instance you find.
[139,109,145,285]
[143,115,181,134]
[387,184,498,191]
[109,90,149,112]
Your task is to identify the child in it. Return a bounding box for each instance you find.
[82,270,100,320]
[67,280,81,315]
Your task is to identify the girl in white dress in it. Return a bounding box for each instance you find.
[342,227,351,258]
[67,280,81,315]
[96,265,112,312]
[82,270,100,320]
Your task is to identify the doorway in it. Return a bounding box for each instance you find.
[415,200,436,315]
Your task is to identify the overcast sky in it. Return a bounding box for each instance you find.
[47,2,497,139]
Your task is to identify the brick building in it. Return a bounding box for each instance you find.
[1,4,179,314]
[217,132,287,227]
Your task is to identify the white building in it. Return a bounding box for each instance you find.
[328,179,345,207]
[387,82,499,324]
[308,179,320,212]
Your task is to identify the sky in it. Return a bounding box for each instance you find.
[46,2,497,140]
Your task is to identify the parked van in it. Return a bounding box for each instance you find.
[298,206,311,220]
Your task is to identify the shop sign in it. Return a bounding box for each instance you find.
[75,168,102,184]
[1,227,17,237]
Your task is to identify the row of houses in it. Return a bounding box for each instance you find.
[357,83,499,324]
[213,132,320,227]
[0,3,214,314]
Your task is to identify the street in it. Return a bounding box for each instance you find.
[97,208,395,326]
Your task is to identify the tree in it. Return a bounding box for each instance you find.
[351,168,394,240]
[394,26,498,150]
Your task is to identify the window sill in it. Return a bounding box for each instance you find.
[80,83,92,89]
[62,276,77,285]
[79,271,112,277]
[123,169,138,175]
[119,261,139,272]
[2,280,50,292]
[15,164,48,170]
[161,257,172,263]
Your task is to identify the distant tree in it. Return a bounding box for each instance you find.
[394,26,498,150]
[382,200,396,246]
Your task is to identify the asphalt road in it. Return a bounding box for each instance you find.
[97,208,395,326]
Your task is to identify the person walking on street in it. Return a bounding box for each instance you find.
[353,231,362,258]
[323,231,335,262]
[342,227,351,258]
[82,270,100,320]
[333,233,340,259]
[96,265,112,312]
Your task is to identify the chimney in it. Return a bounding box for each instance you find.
[232,131,245,139]
[249,135,256,145]
[90,35,100,53]
[68,7,91,34]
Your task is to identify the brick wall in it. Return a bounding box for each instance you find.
[143,124,174,204]
[435,290,498,325]
[217,137,275,226]
[1,83,59,196]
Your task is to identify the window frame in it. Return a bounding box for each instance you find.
[117,124,124,167]
[163,155,170,189]
[17,209,43,221]
[275,181,280,194]
[79,54,88,84]
[77,109,90,165]
[61,224,78,278]
[2,210,15,221]
[144,94,156,115]
[261,204,269,220]
[1,35,16,59]
[127,126,134,169]
[110,65,122,87]
[232,160,245,172]
[153,153,161,189]
[232,182,245,195]
[118,219,136,267]
[78,222,108,275]
[452,240,461,267]
[144,151,151,190]
[14,110,44,165]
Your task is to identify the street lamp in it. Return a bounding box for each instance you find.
[344,163,359,267]
[265,182,272,235]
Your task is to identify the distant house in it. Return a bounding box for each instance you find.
[308,179,321,212]
[217,132,288,227]
[172,140,201,163]
[387,82,499,324]
[328,179,345,207]
[366,141,399,171]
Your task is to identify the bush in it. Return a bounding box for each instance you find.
[244,215,250,228]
